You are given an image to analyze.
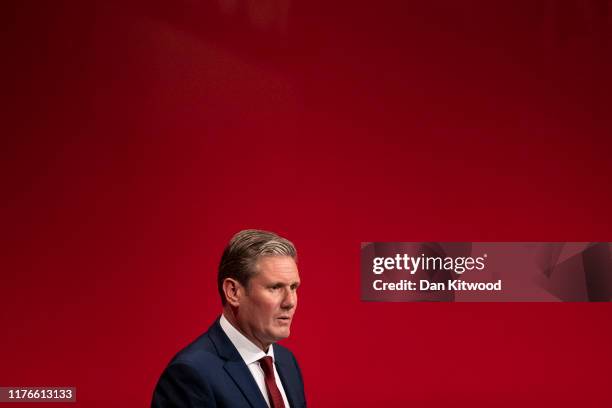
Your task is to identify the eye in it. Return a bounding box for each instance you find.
[290,283,300,291]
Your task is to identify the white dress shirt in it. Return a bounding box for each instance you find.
[220,314,291,408]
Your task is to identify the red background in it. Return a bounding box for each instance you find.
[2,1,611,406]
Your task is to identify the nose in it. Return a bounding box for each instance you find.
[281,287,297,310]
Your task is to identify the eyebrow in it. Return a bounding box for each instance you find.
[269,281,300,286]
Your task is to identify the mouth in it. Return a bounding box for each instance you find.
[277,316,292,323]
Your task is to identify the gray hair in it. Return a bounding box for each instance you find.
[218,229,297,305]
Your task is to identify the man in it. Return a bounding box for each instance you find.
[152,229,306,408]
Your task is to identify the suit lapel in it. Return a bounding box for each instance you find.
[208,318,268,408]
[274,347,300,407]
[223,360,268,408]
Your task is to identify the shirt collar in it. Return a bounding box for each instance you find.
[220,314,275,365]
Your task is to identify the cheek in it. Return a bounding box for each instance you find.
[264,300,278,314]
[253,296,278,320]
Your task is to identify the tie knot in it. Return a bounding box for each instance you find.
[258,356,274,375]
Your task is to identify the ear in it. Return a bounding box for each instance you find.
[223,278,243,307]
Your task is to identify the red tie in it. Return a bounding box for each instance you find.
[258,356,286,408]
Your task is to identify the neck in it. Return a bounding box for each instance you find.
[222,308,270,352]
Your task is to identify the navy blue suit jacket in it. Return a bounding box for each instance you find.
[152,317,306,407]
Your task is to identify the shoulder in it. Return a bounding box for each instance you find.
[273,342,297,362]
[167,329,224,375]
[152,329,223,408]
[274,343,306,406]
[274,342,303,375]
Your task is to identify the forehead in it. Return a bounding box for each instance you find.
[253,256,300,282]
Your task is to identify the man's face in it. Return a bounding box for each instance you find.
[236,256,300,351]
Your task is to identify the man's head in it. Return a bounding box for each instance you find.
[218,229,300,351]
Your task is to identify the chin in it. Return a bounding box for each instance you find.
[273,329,290,340]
